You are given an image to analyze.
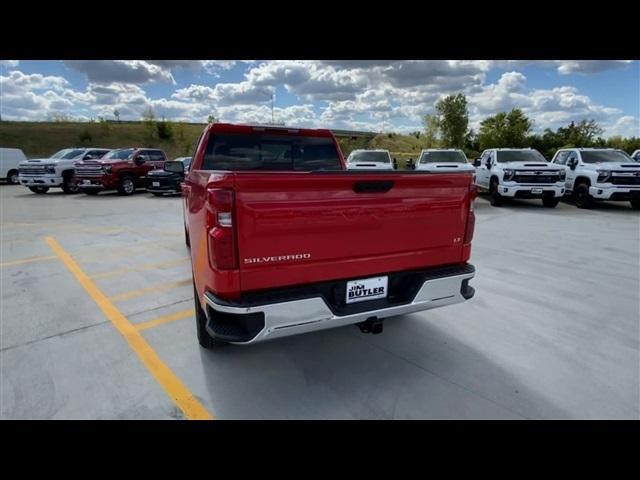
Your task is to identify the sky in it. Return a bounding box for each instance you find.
[1,60,638,137]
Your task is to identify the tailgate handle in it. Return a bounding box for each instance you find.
[353,180,394,193]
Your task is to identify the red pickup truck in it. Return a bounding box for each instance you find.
[184,123,477,347]
[74,148,167,195]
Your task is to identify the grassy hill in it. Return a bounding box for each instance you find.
[0,121,206,159]
[0,121,427,169]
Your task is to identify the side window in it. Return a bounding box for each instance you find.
[554,151,569,165]
[566,151,578,164]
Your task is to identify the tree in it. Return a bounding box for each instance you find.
[422,114,440,148]
[478,108,532,150]
[113,109,120,122]
[556,119,603,147]
[435,94,469,148]
[141,107,156,141]
[207,114,217,123]
[141,107,155,123]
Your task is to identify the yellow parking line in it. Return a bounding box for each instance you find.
[109,278,192,302]
[91,258,190,280]
[45,236,213,420]
[0,255,57,268]
[136,308,195,331]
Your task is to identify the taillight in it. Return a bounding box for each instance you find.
[206,188,237,270]
[464,183,476,244]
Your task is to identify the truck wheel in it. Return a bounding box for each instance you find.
[7,170,19,184]
[193,282,225,349]
[574,183,594,209]
[631,199,640,210]
[117,175,136,196]
[489,179,503,206]
[542,197,559,208]
[28,186,49,194]
[61,175,79,194]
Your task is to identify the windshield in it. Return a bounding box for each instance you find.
[202,134,342,171]
[50,149,73,159]
[349,151,390,164]
[496,150,547,163]
[103,148,135,160]
[420,151,466,164]
[581,150,633,163]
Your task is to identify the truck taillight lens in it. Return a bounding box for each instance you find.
[206,188,237,270]
[464,184,476,244]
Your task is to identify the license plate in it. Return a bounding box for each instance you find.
[152,182,160,187]
[531,188,543,194]
[82,179,91,185]
[346,276,388,304]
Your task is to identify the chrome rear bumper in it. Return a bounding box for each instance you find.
[203,265,475,344]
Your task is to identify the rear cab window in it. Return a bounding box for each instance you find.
[201,133,342,171]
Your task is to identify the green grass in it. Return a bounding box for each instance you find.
[0,121,206,159]
[0,121,427,169]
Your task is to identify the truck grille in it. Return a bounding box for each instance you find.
[513,171,560,184]
[610,173,640,186]
[19,165,47,175]
[75,165,104,177]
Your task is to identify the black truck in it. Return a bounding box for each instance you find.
[145,156,192,196]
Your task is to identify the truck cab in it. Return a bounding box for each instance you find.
[345,149,395,170]
[551,148,640,209]
[415,149,475,173]
[474,148,565,207]
[18,148,110,194]
[74,148,167,195]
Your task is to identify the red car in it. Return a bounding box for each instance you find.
[183,123,477,347]
[74,147,167,195]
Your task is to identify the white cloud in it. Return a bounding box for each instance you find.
[1,60,19,68]
[64,60,176,84]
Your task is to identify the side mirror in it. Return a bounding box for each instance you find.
[567,158,577,170]
[135,155,147,165]
[473,159,481,167]
[485,159,492,169]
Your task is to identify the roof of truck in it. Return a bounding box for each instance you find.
[209,122,333,137]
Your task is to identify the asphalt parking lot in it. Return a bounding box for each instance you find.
[1,185,638,419]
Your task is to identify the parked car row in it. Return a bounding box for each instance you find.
[474,147,640,210]
[3,146,192,196]
[369,146,640,210]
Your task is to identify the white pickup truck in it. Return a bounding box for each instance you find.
[550,148,640,209]
[18,147,110,194]
[345,149,395,170]
[474,148,566,207]
[415,149,475,173]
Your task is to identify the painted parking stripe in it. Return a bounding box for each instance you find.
[0,255,57,268]
[91,258,190,280]
[45,236,213,420]
[109,278,192,302]
[136,308,195,331]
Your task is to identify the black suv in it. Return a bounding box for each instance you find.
[145,156,192,196]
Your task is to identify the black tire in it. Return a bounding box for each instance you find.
[28,186,49,194]
[489,178,503,206]
[117,175,136,196]
[83,189,100,195]
[61,175,79,194]
[574,183,594,209]
[193,281,225,349]
[184,225,190,248]
[6,170,19,185]
[542,197,560,208]
[630,199,640,210]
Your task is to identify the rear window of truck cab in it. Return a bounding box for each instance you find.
[202,133,342,171]
[349,151,390,163]
[420,151,467,164]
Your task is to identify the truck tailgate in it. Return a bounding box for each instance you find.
[234,171,473,292]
